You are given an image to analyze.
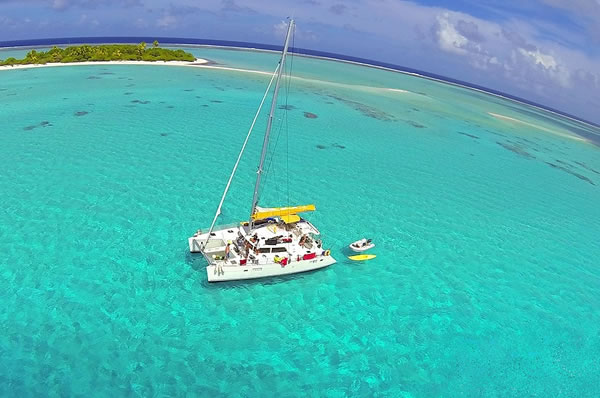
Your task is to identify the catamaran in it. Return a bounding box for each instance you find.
[188,19,336,282]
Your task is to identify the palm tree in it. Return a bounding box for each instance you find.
[25,50,39,64]
[153,40,159,48]
[48,46,63,62]
[138,42,147,57]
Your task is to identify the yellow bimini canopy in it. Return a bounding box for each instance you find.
[252,204,315,224]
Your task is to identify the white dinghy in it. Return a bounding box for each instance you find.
[349,238,374,252]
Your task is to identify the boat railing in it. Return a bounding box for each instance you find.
[195,222,244,237]
[304,220,321,235]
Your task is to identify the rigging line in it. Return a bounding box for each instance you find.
[263,25,296,205]
[260,100,286,203]
[286,27,296,209]
[263,91,287,171]
[201,64,280,252]
[260,82,290,197]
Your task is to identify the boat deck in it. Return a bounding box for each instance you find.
[189,219,325,266]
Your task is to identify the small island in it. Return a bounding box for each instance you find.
[0,41,196,66]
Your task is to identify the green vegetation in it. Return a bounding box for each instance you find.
[0,42,196,66]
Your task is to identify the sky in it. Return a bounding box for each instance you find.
[1,0,599,124]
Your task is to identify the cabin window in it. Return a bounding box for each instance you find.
[271,247,287,253]
[258,248,271,253]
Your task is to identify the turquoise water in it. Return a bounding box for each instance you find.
[1,49,600,397]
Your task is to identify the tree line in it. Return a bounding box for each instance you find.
[0,41,196,66]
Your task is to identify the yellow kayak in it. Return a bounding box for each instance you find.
[348,254,376,261]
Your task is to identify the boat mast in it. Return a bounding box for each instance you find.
[199,65,279,262]
[249,18,295,226]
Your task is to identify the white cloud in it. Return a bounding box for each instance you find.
[76,13,99,27]
[517,48,571,87]
[436,13,469,54]
[517,48,557,69]
[430,9,579,88]
[0,15,15,28]
[273,20,288,39]
[52,0,69,10]
[134,18,148,28]
[273,19,317,41]
[157,15,176,29]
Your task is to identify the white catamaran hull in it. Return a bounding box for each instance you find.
[206,255,336,282]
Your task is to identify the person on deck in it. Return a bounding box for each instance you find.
[299,235,307,247]
[225,243,231,261]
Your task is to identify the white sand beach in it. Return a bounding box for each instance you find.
[0,58,211,71]
[488,112,588,142]
[386,88,409,93]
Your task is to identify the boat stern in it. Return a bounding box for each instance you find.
[188,236,203,253]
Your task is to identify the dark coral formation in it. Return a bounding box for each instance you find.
[496,141,535,159]
[457,132,480,139]
[316,143,346,150]
[74,111,89,116]
[574,161,600,175]
[304,112,318,119]
[545,162,595,185]
[131,100,150,104]
[210,100,223,103]
[23,121,53,131]
[405,120,426,128]
[87,76,101,80]
[487,130,506,138]
[328,94,396,121]
[278,105,296,110]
